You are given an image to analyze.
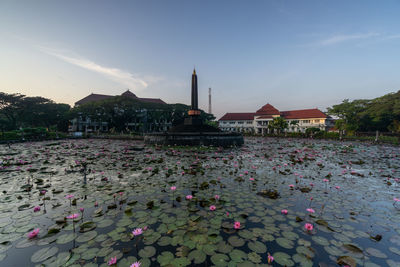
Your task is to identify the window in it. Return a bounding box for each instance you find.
[247,121,253,124]
[237,121,244,124]
[314,119,320,123]
[302,120,310,124]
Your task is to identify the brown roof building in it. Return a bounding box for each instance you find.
[75,90,166,106]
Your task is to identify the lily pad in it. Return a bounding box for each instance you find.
[228,236,245,247]
[31,246,59,263]
[157,251,174,266]
[76,230,97,243]
[211,253,229,266]
[188,249,206,264]
[273,252,294,267]
[138,246,156,258]
[248,240,267,253]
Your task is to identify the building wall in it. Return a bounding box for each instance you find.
[219,117,334,133]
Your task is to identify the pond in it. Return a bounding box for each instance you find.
[0,137,399,266]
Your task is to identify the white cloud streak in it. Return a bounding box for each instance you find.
[319,32,380,46]
[39,47,148,89]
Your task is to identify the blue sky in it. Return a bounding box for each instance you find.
[1,0,400,119]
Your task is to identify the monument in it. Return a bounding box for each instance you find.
[144,69,243,147]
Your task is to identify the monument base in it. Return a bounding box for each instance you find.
[184,116,203,126]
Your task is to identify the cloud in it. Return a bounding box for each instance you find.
[39,47,148,89]
[319,32,379,46]
[383,34,400,40]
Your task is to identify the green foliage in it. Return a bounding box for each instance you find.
[327,91,400,132]
[268,117,288,134]
[70,96,215,133]
[0,92,71,131]
[0,128,66,141]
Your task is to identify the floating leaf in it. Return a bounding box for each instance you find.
[56,233,75,245]
[210,253,229,266]
[229,249,247,263]
[337,255,357,267]
[248,252,261,263]
[188,249,206,264]
[248,241,267,253]
[31,246,59,263]
[228,236,245,247]
[157,251,174,266]
[76,230,97,243]
[138,246,156,258]
[273,252,294,267]
[343,243,363,254]
[366,247,387,258]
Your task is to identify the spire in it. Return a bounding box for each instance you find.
[191,68,198,110]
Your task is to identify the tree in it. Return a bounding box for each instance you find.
[0,92,70,131]
[270,117,288,134]
[69,96,215,133]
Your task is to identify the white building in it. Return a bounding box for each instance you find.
[219,103,334,134]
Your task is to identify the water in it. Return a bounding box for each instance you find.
[0,137,399,266]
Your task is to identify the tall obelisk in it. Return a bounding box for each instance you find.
[191,69,198,110]
[185,69,202,125]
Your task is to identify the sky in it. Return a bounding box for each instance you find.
[1,0,400,119]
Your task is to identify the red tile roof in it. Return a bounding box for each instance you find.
[121,90,138,98]
[75,90,166,106]
[219,113,255,121]
[75,93,113,105]
[255,115,274,119]
[280,109,327,119]
[256,103,280,115]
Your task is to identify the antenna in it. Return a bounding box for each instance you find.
[208,87,212,114]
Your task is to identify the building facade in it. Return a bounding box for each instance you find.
[219,103,334,134]
[69,90,169,133]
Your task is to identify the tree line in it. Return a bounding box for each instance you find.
[0,92,214,133]
[327,90,400,133]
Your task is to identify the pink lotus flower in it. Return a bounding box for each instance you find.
[335,186,340,189]
[323,179,329,182]
[234,221,241,229]
[226,212,230,217]
[249,177,255,181]
[209,205,216,211]
[304,223,313,231]
[28,228,40,239]
[214,194,220,200]
[79,208,84,212]
[65,194,74,199]
[143,226,148,231]
[119,192,124,196]
[67,213,79,219]
[132,228,143,236]
[130,262,141,267]
[394,197,400,202]
[33,206,41,212]
[186,195,193,200]
[289,184,294,189]
[170,186,176,191]
[108,256,117,266]
[267,253,274,264]
[309,183,314,187]
[306,208,315,213]
[281,209,288,215]
[94,201,98,207]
